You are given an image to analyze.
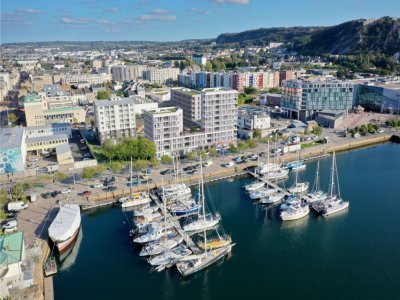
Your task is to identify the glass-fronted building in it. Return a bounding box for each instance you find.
[355,84,400,113]
[281,80,354,120]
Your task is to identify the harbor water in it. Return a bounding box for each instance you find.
[54,143,400,299]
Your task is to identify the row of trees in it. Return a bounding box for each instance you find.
[100,136,157,163]
[348,123,379,136]
[385,119,400,128]
[229,139,257,154]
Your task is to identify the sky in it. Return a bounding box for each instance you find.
[1,0,399,43]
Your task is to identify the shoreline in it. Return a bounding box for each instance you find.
[25,133,399,299]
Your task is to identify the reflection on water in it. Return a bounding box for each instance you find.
[279,215,310,230]
[57,228,83,271]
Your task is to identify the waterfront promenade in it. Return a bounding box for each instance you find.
[11,132,397,300]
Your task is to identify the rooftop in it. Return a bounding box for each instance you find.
[24,93,42,103]
[26,133,68,144]
[0,127,25,149]
[56,143,72,155]
[146,107,180,115]
[26,123,71,132]
[0,232,24,266]
[95,98,134,107]
[44,106,85,113]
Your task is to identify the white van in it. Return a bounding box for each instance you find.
[7,201,28,212]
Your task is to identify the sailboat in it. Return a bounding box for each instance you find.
[320,152,349,217]
[183,162,221,232]
[288,153,309,194]
[148,245,192,266]
[176,159,234,277]
[259,192,285,204]
[243,169,265,191]
[256,140,281,175]
[305,160,327,204]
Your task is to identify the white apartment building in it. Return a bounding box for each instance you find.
[143,68,180,85]
[0,72,11,99]
[145,88,238,158]
[111,65,146,82]
[192,54,207,66]
[61,73,112,85]
[171,88,202,126]
[94,98,136,143]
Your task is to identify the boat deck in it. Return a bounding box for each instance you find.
[149,194,202,254]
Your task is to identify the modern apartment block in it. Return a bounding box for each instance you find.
[279,70,295,85]
[281,80,354,120]
[143,68,180,85]
[354,83,400,113]
[170,88,202,126]
[94,98,136,143]
[111,65,146,82]
[144,88,238,158]
[179,70,280,92]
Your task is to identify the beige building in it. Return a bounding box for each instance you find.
[24,93,85,126]
[26,133,69,152]
[171,88,202,126]
[143,68,179,85]
[111,65,146,82]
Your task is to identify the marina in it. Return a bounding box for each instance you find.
[52,143,400,299]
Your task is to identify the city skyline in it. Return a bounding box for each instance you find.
[1,0,399,43]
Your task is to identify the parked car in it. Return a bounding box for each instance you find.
[141,178,153,184]
[61,189,72,194]
[160,169,174,175]
[42,192,52,199]
[92,183,103,188]
[224,161,235,168]
[203,160,213,167]
[377,129,384,133]
[80,139,85,144]
[105,186,117,192]
[2,219,17,230]
[183,166,194,172]
[51,191,60,198]
[258,152,266,157]
[27,162,38,169]
[82,191,92,197]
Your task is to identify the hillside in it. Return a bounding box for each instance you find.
[216,17,400,55]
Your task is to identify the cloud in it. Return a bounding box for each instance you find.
[211,0,250,4]
[106,7,119,13]
[137,9,176,22]
[61,17,92,24]
[190,8,210,15]
[15,8,46,14]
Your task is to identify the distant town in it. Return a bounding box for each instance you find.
[1,19,400,300]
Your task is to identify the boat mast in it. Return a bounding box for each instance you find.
[314,160,320,192]
[130,156,133,185]
[162,178,167,235]
[200,157,207,255]
[329,152,336,197]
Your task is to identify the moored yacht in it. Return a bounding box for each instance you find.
[280,202,310,221]
[249,187,278,200]
[259,192,285,204]
[48,204,81,253]
[148,245,192,266]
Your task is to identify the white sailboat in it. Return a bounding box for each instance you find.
[249,187,278,200]
[148,245,192,266]
[121,192,152,208]
[321,152,349,217]
[176,159,233,277]
[256,140,281,175]
[305,160,327,204]
[287,155,309,194]
[259,192,285,204]
[183,162,221,232]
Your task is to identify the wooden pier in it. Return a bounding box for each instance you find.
[149,194,202,254]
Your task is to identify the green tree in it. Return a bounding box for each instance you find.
[246,139,257,148]
[205,62,213,72]
[149,156,159,167]
[253,129,262,139]
[312,126,323,136]
[186,151,196,161]
[109,161,124,172]
[161,154,173,165]
[0,189,9,206]
[8,112,18,125]
[96,164,106,173]
[209,148,217,157]
[359,126,367,135]
[56,172,68,182]
[199,150,207,160]
[133,160,148,171]
[11,184,26,202]
[229,144,239,153]
[244,86,258,95]
[96,90,110,100]
[268,87,281,94]
[81,167,96,179]
[367,123,375,133]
